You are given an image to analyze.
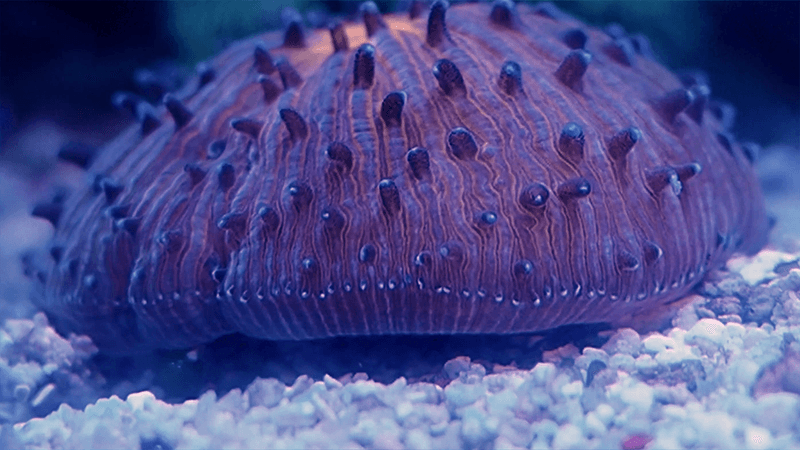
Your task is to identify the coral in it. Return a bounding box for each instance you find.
[28,1,769,354]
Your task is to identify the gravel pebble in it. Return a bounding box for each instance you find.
[2,236,800,448]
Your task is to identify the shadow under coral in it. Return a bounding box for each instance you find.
[91,323,611,404]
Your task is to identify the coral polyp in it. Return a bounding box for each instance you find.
[33,1,768,353]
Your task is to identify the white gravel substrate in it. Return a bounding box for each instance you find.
[1,245,799,450]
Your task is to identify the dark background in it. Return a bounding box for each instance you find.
[0,1,798,154]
